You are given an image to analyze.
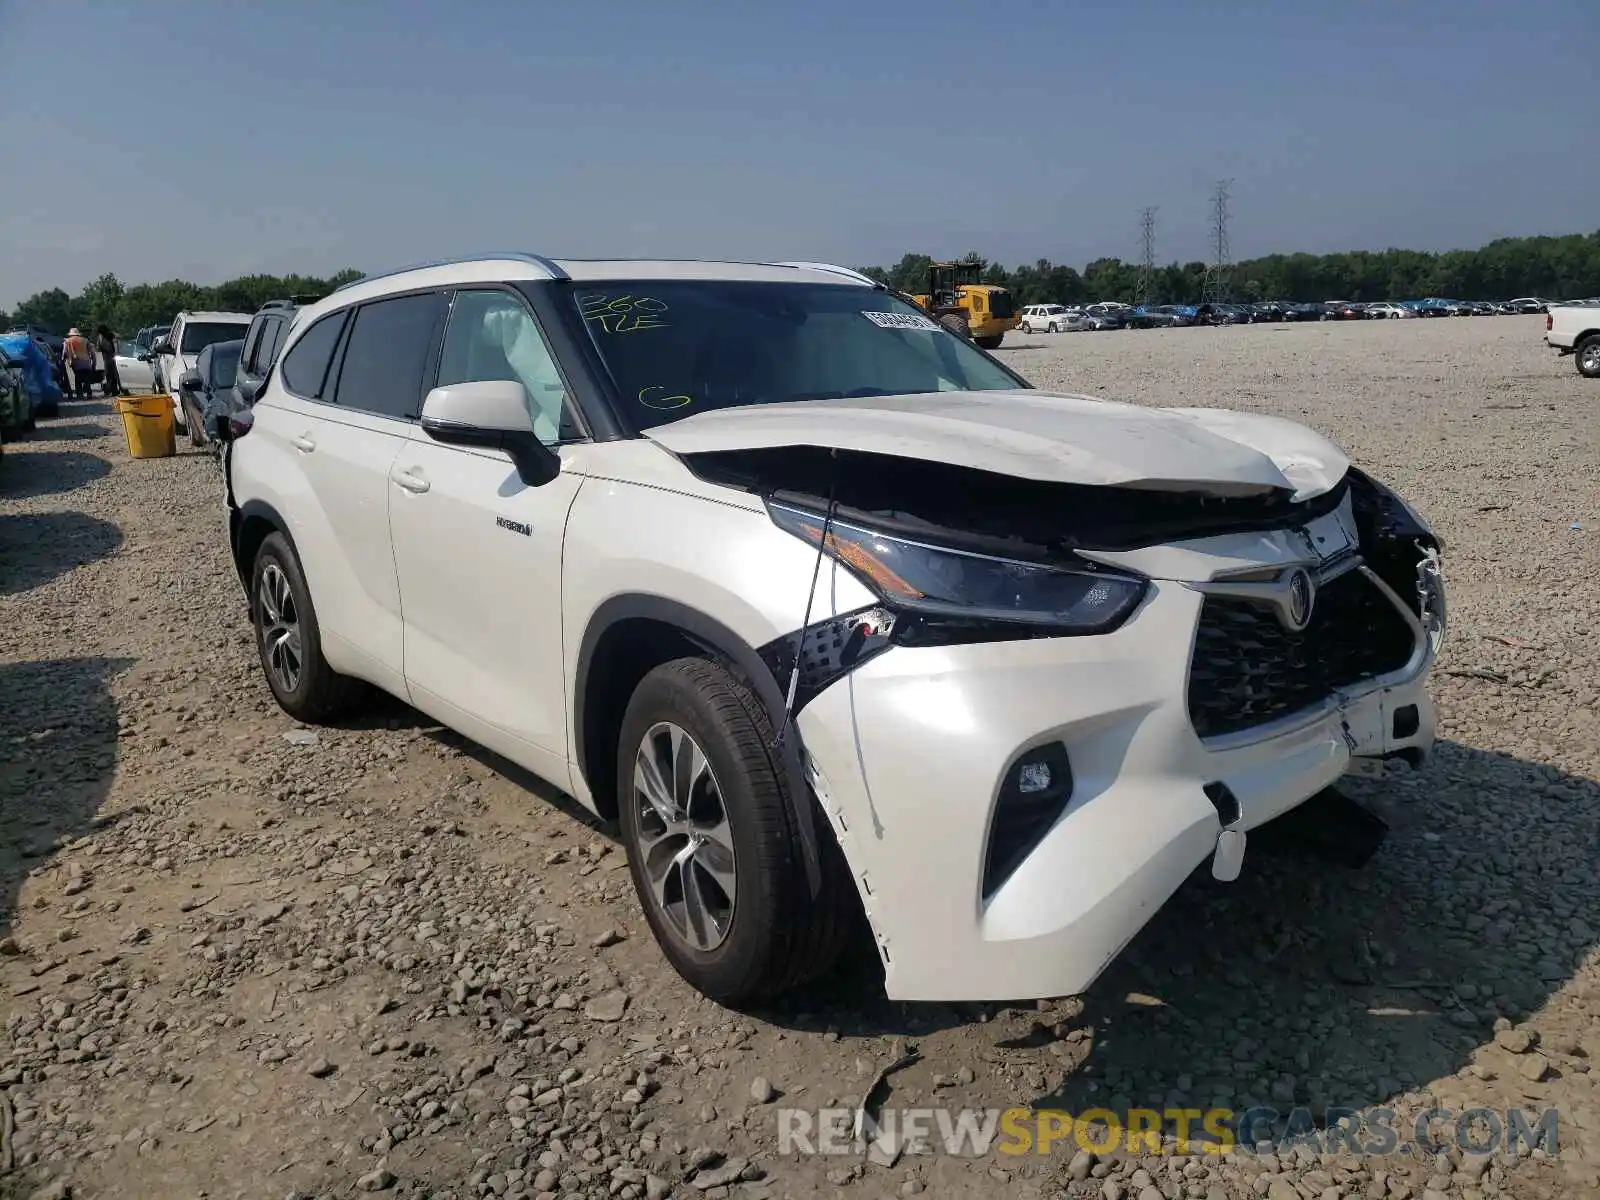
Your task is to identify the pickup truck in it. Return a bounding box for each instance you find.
[1545,302,1600,378]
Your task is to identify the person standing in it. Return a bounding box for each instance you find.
[62,328,95,398]
[95,326,122,397]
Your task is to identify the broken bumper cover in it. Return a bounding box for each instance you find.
[794,567,1440,1004]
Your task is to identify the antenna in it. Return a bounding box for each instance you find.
[1201,179,1233,305]
[1135,207,1158,306]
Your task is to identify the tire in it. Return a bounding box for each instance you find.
[1575,335,1600,379]
[183,399,205,447]
[974,334,1004,350]
[1048,322,1060,333]
[1021,321,1033,334]
[250,532,367,721]
[616,657,855,1005]
[938,312,971,340]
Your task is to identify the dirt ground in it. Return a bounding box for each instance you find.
[1,315,1597,1200]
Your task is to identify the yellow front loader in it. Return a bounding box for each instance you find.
[908,259,1021,349]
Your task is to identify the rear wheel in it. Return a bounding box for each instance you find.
[1576,335,1600,379]
[974,334,1004,350]
[250,532,367,721]
[616,657,855,1005]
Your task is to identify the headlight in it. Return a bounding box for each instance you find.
[766,501,1148,633]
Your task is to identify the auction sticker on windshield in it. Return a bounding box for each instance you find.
[863,311,941,331]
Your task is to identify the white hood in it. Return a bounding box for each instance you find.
[644,391,1350,500]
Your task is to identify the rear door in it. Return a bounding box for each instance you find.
[261,292,448,695]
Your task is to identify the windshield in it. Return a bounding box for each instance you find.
[567,281,1026,431]
[208,342,242,388]
[117,340,142,358]
[180,321,249,354]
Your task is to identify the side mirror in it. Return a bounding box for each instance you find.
[179,369,202,392]
[419,381,560,487]
[151,339,173,355]
[235,377,262,406]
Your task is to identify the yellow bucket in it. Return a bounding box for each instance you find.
[116,394,177,459]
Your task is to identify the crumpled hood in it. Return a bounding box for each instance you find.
[644,390,1350,500]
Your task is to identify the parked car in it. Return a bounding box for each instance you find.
[216,253,1448,1006]
[1364,303,1412,319]
[177,338,245,448]
[1284,303,1326,322]
[1321,301,1366,321]
[1545,303,1600,378]
[1019,304,1077,334]
[1129,304,1194,329]
[151,311,252,432]
[232,300,301,410]
[112,340,157,393]
[1064,309,1124,331]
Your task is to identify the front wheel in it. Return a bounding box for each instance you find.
[1578,335,1600,379]
[250,532,367,721]
[1048,322,1060,333]
[938,312,972,340]
[616,658,855,1005]
[1021,321,1033,334]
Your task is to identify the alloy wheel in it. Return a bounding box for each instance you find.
[1581,343,1600,375]
[631,721,737,952]
[258,563,303,694]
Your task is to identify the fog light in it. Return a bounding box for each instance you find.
[1018,760,1053,794]
[983,743,1074,898]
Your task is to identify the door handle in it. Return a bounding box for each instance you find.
[289,433,316,453]
[393,468,430,494]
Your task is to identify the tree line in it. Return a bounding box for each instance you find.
[857,230,1600,308]
[2,269,363,339]
[5,230,1598,333]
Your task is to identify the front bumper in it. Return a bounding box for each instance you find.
[796,549,1443,1003]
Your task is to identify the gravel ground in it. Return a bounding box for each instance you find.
[1,316,1597,1200]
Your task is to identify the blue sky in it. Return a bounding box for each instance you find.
[1,0,1594,306]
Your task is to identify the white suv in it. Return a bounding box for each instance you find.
[151,310,252,428]
[220,254,1447,1005]
[1019,304,1076,333]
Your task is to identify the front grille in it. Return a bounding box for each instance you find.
[1187,569,1416,740]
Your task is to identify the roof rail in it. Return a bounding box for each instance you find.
[772,261,882,287]
[331,252,569,294]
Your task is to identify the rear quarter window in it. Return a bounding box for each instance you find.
[279,310,349,399]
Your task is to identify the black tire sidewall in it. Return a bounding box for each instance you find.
[1577,337,1600,379]
[250,532,332,718]
[615,660,794,1001]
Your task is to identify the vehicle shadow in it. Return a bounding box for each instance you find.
[0,657,132,943]
[0,449,112,500]
[62,401,114,418]
[0,512,124,596]
[322,690,614,833]
[16,423,111,443]
[767,739,1598,1120]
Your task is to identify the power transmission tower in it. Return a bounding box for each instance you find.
[1201,179,1233,304]
[1135,207,1157,306]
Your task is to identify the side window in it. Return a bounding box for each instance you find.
[241,322,264,373]
[327,292,447,421]
[279,310,348,399]
[256,317,284,372]
[436,289,577,446]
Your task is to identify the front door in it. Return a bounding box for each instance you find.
[388,288,586,787]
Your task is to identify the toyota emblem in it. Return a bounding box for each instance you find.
[1284,567,1316,631]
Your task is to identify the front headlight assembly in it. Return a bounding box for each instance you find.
[766,500,1148,636]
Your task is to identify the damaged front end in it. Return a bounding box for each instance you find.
[681,445,1373,713]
